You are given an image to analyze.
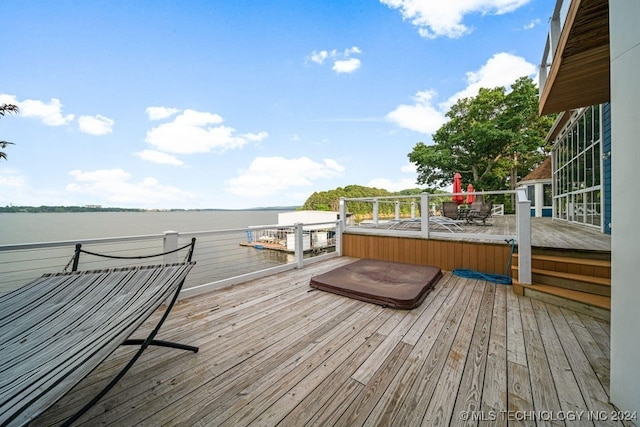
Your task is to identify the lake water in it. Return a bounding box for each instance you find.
[0,210,285,245]
[0,210,296,293]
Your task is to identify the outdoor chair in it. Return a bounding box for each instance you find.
[467,200,493,225]
[441,201,464,221]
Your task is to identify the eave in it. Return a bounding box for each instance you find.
[539,0,610,116]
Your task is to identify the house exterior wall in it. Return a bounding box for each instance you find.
[551,106,605,230]
[609,0,640,415]
[522,180,552,217]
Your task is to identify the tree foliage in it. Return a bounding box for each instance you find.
[1,104,19,161]
[408,77,555,192]
[301,185,425,217]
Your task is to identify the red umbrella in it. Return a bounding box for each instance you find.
[466,183,475,204]
[452,173,464,205]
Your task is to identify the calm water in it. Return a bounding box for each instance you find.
[0,210,284,245]
[0,210,293,293]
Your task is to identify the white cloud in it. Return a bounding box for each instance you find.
[0,170,26,189]
[78,114,114,135]
[0,94,18,105]
[385,90,446,134]
[307,46,362,74]
[145,108,267,154]
[523,19,540,30]
[401,162,417,174]
[441,52,536,108]
[386,52,536,134]
[367,177,418,192]
[381,0,531,39]
[226,156,345,197]
[1,94,115,132]
[0,94,75,126]
[308,50,332,64]
[367,162,419,192]
[146,106,180,121]
[66,169,195,205]
[345,46,362,55]
[134,149,185,166]
[333,58,362,73]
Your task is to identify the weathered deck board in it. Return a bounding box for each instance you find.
[363,216,611,252]
[32,257,626,427]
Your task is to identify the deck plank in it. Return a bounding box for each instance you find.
[392,279,478,427]
[27,257,621,427]
[450,282,495,427]
[546,305,623,427]
[361,274,464,427]
[530,299,592,427]
[505,292,535,427]
[422,280,486,426]
[519,297,563,427]
[479,283,508,427]
[560,308,611,395]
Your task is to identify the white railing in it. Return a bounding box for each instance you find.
[492,204,505,216]
[539,0,571,95]
[0,221,341,298]
[339,188,532,283]
[515,188,532,285]
[340,191,515,242]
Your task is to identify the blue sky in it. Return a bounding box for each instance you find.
[1,0,553,209]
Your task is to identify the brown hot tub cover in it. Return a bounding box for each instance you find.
[309,259,442,309]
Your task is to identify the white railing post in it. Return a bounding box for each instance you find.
[411,201,416,219]
[420,193,429,239]
[163,231,179,264]
[516,188,532,284]
[373,198,379,225]
[395,201,400,220]
[294,223,304,269]
[335,220,342,256]
[337,198,345,256]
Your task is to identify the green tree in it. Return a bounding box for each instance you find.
[408,77,555,192]
[301,185,428,219]
[1,104,19,161]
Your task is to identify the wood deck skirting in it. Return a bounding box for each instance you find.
[342,233,513,275]
[32,257,626,427]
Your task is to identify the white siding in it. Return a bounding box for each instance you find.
[610,0,640,415]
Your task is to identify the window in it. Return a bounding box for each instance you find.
[543,184,552,207]
[527,185,536,206]
[552,105,603,228]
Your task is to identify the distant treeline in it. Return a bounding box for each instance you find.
[301,185,446,218]
[0,205,301,213]
[0,206,145,213]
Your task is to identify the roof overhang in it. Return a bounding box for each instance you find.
[539,0,610,116]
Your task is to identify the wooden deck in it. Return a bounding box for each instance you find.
[371,216,611,252]
[33,257,626,427]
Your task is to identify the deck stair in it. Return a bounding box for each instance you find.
[511,251,611,320]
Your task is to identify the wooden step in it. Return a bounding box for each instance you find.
[530,247,611,261]
[512,254,611,280]
[513,253,611,268]
[512,281,610,321]
[530,267,610,286]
